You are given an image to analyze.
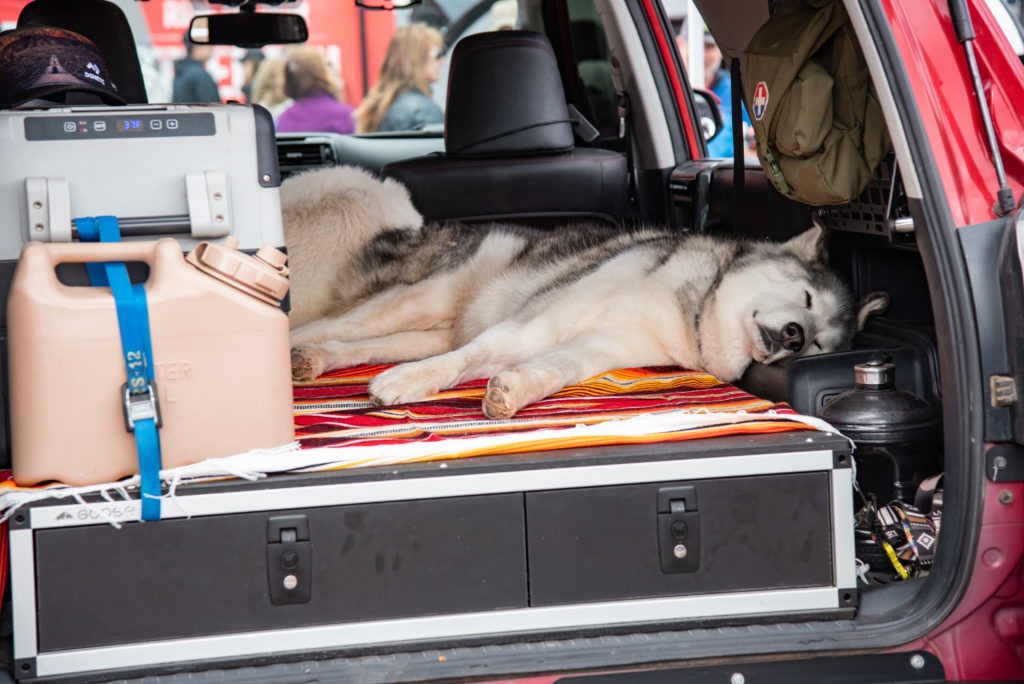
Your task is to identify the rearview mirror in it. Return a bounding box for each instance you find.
[189,12,309,47]
[355,0,422,7]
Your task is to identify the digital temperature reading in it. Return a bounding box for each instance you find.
[25,111,216,140]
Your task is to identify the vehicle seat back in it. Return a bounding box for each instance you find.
[382,30,628,226]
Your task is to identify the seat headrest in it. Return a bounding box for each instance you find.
[445,30,574,158]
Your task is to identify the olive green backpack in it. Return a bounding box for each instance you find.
[740,0,890,205]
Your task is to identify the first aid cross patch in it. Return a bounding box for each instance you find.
[752,81,769,121]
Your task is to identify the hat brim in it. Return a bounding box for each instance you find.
[2,82,127,109]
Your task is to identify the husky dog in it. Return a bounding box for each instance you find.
[284,167,887,419]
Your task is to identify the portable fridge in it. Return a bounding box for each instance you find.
[8,430,857,681]
[0,103,285,470]
[0,102,283,254]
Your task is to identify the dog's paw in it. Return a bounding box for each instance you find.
[368,363,438,406]
[482,373,520,420]
[291,345,325,382]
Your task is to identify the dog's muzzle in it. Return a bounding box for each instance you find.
[758,322,805,362]
[781,322,804,352]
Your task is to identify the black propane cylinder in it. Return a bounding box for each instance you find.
[818,354,941,504]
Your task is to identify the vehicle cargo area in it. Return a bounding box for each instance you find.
[0,149,946,683]
[1,0,1000,680]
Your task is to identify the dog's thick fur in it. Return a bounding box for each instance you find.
[284,167,887,419]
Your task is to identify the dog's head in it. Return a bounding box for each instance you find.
[698,222,888,381]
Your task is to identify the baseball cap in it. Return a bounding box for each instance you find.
[0,25,126,109]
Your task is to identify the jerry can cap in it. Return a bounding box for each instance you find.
[185,236,289,305]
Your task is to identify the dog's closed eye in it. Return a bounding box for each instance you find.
[804,290,813,309]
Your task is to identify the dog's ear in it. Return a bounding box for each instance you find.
[856,291,890,330]
[783,218,828,268]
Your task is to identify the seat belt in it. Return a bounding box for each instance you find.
[75,216,163,521]
[568,103,600,144]
[610,53,638,209]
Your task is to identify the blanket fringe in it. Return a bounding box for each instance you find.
[0,412,850,521]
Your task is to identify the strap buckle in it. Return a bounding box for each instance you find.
[763,147,793,196]
[122,381,162,432]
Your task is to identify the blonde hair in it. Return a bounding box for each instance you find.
[283,46,344,101]
[250,56,289,109]
[355,23,443,133]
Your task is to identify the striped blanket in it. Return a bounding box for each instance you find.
[292,364,812,457]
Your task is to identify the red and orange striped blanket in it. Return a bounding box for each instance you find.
[291,364,813,460]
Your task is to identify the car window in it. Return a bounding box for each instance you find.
[408,0,517,125]
[566,0,621,146]
[0,0,512,134]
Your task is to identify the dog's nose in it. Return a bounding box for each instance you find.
[781,322,804,352]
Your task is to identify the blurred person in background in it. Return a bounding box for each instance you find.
[250,55,292,120]
[172,30,219,103]
[492,0,518,29]
[240,48,264,103]
[276,47,355,134]
[355,23,444,133]
[677,26,753,159]
[700,31,752,158]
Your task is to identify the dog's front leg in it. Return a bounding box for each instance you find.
[368,321,534,405]
[482,330,674,419]
[368,348,481,406]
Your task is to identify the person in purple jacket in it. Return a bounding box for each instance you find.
[276,47,355,134]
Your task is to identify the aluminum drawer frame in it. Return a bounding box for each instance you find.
[9,432,856,680]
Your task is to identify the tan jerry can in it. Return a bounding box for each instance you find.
[8,238,294,486]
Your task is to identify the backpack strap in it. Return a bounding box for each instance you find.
[731,58,747,225]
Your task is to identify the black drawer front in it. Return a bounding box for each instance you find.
[526,473,833,605]
[35,494,527,650]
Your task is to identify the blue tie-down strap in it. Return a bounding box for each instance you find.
[74,214,120,285]
[75,216,163,521]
